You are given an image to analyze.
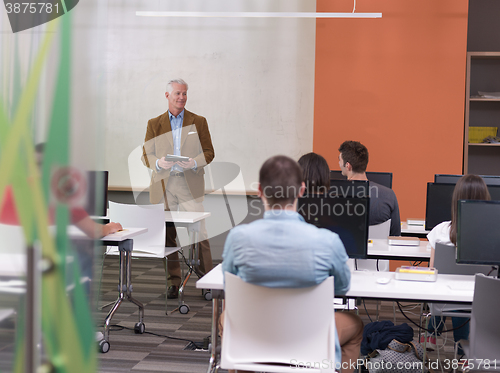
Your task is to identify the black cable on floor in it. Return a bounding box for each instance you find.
[396,302,470,333]
[107,323,209,348]
[362,299,373,323]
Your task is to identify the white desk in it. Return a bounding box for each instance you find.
[99,228,148,352]
[1,226,148,353]
[196,264,475,373]
[164,211,211,225]
[165,211,211,314]
[196,263,224,290]
[367,238,430,261]
[346,270,474,303]
[197,265,475,304]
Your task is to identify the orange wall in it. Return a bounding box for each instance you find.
[313,0,469,220]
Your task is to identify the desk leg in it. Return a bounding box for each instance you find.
[207,290,223,373]
[124,247,145,323]
[102,239,144,344]
[103,246,127,342]
[178,224,201,313]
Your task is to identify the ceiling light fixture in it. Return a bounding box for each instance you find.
[135,11,382,19]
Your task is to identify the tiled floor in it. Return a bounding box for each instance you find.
[0,256,460,372]
[95,257,459,373]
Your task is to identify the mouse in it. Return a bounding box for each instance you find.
[376,277,391,285]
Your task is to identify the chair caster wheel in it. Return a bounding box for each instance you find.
[204,290,212,301]
[179,304,190,314]
[98,339,110,353]
[134,322,145,334]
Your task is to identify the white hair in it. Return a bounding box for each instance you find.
[166,79,188,93]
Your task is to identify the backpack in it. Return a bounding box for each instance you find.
[364,339,429,373]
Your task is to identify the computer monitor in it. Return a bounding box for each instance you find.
[297,194,369,259]
[425,182,500,231]
[84,171,109,217]
[435,174,500,186]
[330,170,393,189]
[457,200,500,267]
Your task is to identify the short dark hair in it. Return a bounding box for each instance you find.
[259,155,303,206]
[298,152,330,195]
[338,141,369,173]
[449,174,491,245]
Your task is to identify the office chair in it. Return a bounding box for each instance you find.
[457,274,500,370]
[101,202,181,314]
[221,273,336,373]
[355,219,391,272]
[423,243,494,355]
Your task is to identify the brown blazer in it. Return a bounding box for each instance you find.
[141,109,215,204]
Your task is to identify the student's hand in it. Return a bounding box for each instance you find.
[103,222,123,236]
[158,157,175,170]
[177,158,195,169]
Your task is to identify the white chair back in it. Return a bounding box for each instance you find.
[221,273,336,373]
[356,219,391,272]
[107,202,166,257]
[468,274,500,360]
[368,219,391,239]
[430,243,494,316]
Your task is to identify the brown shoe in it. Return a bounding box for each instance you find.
[167,285,179,299]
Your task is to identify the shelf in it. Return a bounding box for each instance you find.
[469,52,500,58]
[465,51,500,173]
[470,97,500,101]
[468,143,500,147]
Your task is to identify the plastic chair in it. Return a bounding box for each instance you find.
[355,219,391,272]
[458,274,500,369]
[423,243,494,354]
[221,273,336,373]
[103,202,181,313]
[430,243,494,315]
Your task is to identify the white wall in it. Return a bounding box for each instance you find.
[103,0,316,191]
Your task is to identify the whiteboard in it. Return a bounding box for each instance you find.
[104,0,316,192]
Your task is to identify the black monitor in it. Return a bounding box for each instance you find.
[330,170,393,189]
[457,200,500,267]
[425,183,455,231]
[84,171,108,217]
[425,182,500,231]
[297,194,369,259]
[435,174,500,186]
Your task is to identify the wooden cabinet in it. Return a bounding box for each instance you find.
[464,52,500,175]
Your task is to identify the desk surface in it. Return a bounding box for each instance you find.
[68,226,148,242]
[367,238,430,261]
[1,228,148,277]
[164,211,211,223]
[196,264,475,304]
[347,271,474,303]
[101,227,148,241]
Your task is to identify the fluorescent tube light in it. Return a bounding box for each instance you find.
[136,11,382,19]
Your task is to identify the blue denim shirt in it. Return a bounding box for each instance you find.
[222,209,351,365]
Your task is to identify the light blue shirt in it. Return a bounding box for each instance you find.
[156,109,197,172]
[222,209,351,365]
[169,110,184,172]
